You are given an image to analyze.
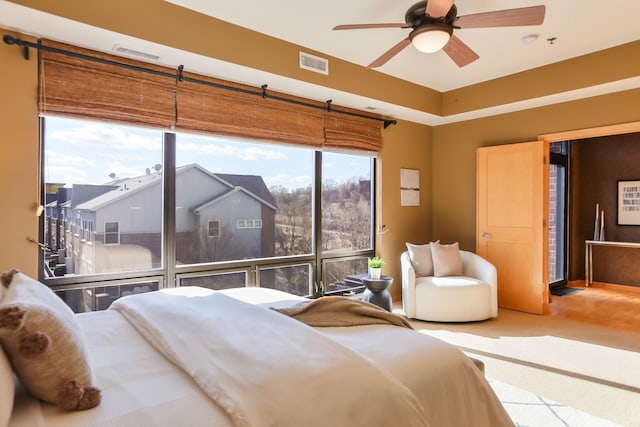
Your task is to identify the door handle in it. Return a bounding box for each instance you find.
[481,231,491,238]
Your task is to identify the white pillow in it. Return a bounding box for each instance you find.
[0,344,14,427]
[406,242,434,277]
[0,271,101,410]
[431,242,463,277]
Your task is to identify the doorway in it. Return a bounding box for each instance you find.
[548,141,568,291]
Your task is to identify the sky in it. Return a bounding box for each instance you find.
[43,116,373,190]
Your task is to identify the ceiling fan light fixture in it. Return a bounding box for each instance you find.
[410,24,453,53]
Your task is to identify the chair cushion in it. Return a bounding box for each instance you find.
[431,242,463,277]
[406,242,435,277]
[414,276,492,322]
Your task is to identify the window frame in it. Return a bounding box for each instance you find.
[208,220,220,237]
[104,221,120,245]
[39,116,375,304]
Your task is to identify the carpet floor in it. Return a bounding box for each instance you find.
[489,377,620,426]
[394,305,640,426]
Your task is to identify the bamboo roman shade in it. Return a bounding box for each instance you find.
[39,40,177,128]
[324,110,383,152]
[175,73,325,147]
[39,39,384,151]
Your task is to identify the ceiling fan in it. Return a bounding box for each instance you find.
[333,0,545,68]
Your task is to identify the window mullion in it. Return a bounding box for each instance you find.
[313,151,323,296]
[163,132,177,288]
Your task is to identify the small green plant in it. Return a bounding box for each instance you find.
[368,257,385,268]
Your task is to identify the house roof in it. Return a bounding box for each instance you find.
[215,173,276,207]
[73,164,276,212]
[194,186,276,214]
[74,173,162,211]
[70,184,118,209]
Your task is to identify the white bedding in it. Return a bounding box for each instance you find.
[9,287,513,427]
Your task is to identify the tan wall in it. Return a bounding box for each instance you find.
[380,120,432,299]
[0,31,39,276]
[432,89,640,252]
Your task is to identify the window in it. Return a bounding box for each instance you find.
[320,151,374,294]
[236,219,262,229]
[175,132,314,266]
[208,220,220,237]
[104,221,120,245]
[81,219,93,242]
[321,152,373,252]
[42,116,163,278]
[42,116,374,307]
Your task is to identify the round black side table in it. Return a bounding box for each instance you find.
[361,275,393,312]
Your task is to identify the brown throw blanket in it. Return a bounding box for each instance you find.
[272,296,413,329]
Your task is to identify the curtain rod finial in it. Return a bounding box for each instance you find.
[3,34,17,45]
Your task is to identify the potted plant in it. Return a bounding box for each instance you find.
[368,257,385,279]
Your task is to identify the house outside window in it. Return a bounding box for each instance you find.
[104,221,120,245]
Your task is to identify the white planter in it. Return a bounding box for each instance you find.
[369,267,382,279]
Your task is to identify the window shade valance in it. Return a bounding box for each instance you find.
[324,111,383,152]
[175,74,325,148]
[39,39,384,152]
[39,40,177,128]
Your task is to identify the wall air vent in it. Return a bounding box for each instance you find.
[112,45,160,61]
[299,52,329,75]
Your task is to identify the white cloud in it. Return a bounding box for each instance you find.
[46,150,96,167]
[45,165,88,185]
[50,123,161,152]
[105,161,149,179]
[178,141,286,161]
[265,173,311,188]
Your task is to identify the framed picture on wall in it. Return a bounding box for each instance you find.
[400,168,420,207]
[617,180,640,225]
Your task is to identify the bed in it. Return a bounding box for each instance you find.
[2,272,513,427]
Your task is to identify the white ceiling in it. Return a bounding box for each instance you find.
[166,0,640,92]
[1,0,639,125]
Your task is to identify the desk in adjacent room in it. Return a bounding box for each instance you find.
[585,240,640,286]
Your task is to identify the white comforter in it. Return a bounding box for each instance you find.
[9,287,512,427]
[110,287,428,427]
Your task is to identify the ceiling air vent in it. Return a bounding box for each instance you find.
[112,45,160,61]
[299,52,328,75]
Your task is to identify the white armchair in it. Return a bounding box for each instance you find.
[401,250,498,322]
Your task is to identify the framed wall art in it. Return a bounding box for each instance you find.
[400,168,420,207]
[617,180,640,225]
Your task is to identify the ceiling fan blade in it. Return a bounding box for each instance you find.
[442,35,479,67]
[333,23,409,30]
[426,0,455,18]
[367,38,412,68]
[455,5,545,29]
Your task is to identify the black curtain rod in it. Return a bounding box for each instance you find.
[3,35,397,129]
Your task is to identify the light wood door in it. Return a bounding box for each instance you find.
[477,141,549,315]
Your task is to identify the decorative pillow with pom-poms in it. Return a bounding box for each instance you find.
[0,269,101,410]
